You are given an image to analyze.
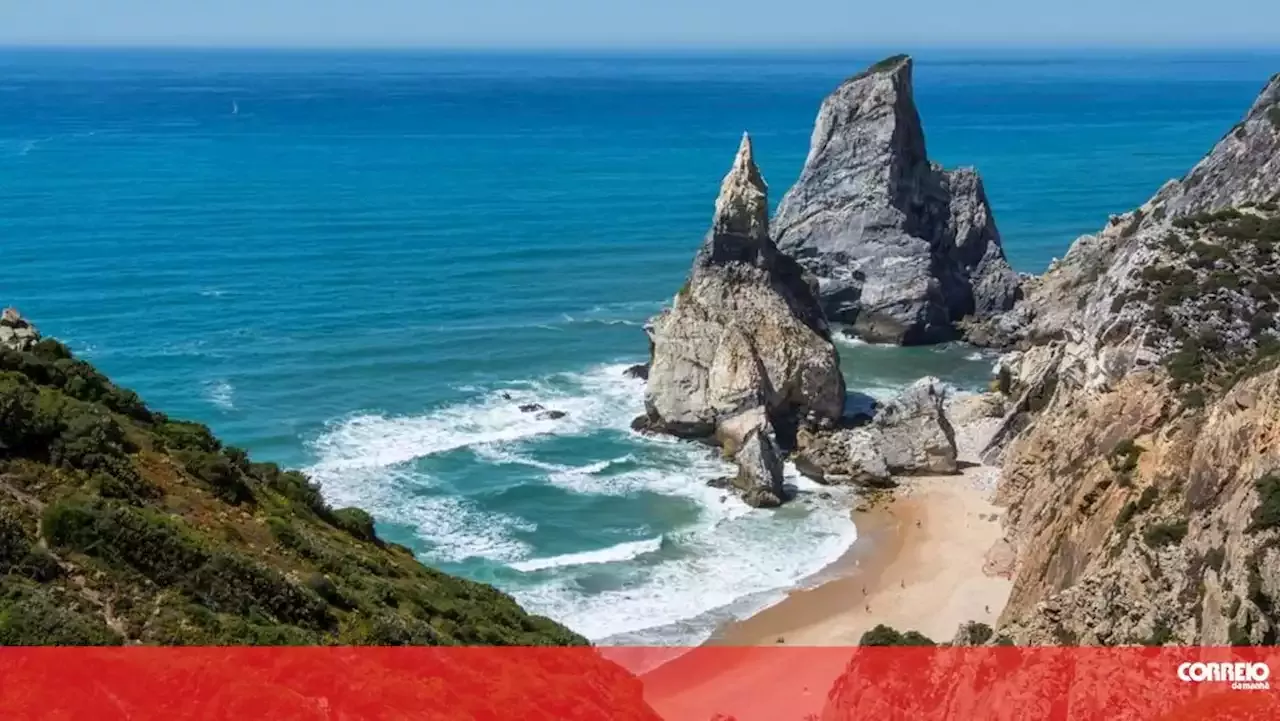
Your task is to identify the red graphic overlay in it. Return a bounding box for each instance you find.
[1,647,1278,720]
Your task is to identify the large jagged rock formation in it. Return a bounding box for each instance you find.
[772,55,1021,345]
[639,134,846,507]
[970,72,1280,646]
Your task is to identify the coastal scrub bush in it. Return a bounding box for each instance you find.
[1205,547,1227,572]
[42,498,208,584]
[1248,472,1280,532]
[1143,520,1189,548]
[177,449,254,505]
[1108,439,1144,474]
[1144,617,1174,646]
[1116,501,1138,528]
[330,507,380,544]
[0,507,30,571]
[1136,485,1159,513]
[859,624,935,646]
[0,584,123,646]
[960,621,993,645]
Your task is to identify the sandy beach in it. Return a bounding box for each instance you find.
[642,399,1014,720]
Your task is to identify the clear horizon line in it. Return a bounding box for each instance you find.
[2,40,1280,54]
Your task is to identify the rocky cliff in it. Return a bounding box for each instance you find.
[639,134,846,506]
[977,71,1280,645]
[773,55,1021,345]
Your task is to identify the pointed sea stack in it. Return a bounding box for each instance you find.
[772,54,1021,345]
[639,134,845,507]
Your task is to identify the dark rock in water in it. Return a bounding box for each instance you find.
[536,410,567,421]
[818,492,833,500]
[518,403,544,413]
[773,55,1020,345]
[630,414,662,435]
[622,363,650,380]
[706,477,734,490]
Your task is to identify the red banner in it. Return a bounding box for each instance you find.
[1,647,1278,720]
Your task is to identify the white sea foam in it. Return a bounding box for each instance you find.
[833,328,901,349]
[204,379,236,410]
[510,536,664,573]
[306,363,859,644]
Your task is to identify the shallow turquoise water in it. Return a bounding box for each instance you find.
[2,48,1276,642]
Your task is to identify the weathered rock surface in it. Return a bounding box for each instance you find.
[772,55,1021,345]
[968,72,1280,646]
[795,377,957,486]
[639,133,845,506]
[0,308,39,352]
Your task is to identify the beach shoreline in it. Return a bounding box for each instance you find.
[642,397,1013,719]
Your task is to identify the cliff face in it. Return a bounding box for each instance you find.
[641,134,846,506]
[982,72,1280,645]
[0,310,589,647]
[773,55,1021,344]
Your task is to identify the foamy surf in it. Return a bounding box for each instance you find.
[204,379,236,411]
[305,362,859,645]
[510,536,664,573]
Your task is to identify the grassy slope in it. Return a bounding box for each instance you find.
[0,335,585,646]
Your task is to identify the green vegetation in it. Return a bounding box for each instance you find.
[1144,617,1174,646]
[859,624,936,646]
[1108,439,1145,474]
[1249,472,1280,533]
[0,335,585,646]
[1133,207,1280,406]
[960,621,994,645]
[1268,105,1280,130]
[1205,546,1227,572]
[1052,625,1078,645]
[1143,520,1189,548]
[1115,485,1160,528]
[849,54,910,82]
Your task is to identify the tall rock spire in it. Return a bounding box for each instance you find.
[712,132,769,242]
[638,135,846,507]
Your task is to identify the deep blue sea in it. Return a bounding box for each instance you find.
[3,48,1277,644]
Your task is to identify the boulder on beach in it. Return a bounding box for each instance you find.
[638,133,846,507]
[796,377,958,486]
[772,55,1020,345]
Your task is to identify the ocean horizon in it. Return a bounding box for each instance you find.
[4,46,1277,645]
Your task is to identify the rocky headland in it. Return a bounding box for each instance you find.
[965,71,1280,647]
[772,54,1022,345]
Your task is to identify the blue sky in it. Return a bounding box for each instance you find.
[2,0,1278,48]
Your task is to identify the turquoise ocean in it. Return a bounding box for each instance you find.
[3,48,1277,644]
